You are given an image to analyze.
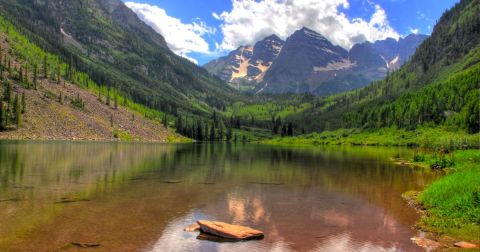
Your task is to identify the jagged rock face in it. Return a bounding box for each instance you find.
[204,45,253,82]
[256,30,427,95]
[369,34,428,69]
[349,43,386,69]
[204,35,284,88]
[260,27,351,94]
[247,35,284,81]
[206,26,427,95]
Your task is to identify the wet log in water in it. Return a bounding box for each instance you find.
[0,197,23,202]
[249,181,284,185]
[55,197,91,204]
[71,242,100,248]
[159,179,184,184]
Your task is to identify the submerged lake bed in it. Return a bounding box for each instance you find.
[0,141,439,251]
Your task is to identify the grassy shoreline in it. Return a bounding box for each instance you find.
[413,149,479,243]
[261,126,480,149]
[261,127,480,244]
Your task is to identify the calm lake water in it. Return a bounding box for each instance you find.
[0,141,438,252]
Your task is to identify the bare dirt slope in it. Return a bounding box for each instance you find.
[0,35,181,142]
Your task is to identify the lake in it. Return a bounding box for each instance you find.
[0,141,438,251]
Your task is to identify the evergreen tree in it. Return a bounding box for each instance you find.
[0,103,5,131]
[3,81,11,105]
[33,64,37,90]
[57,67,61,84]
[175,116,183,133]
[209,123,215,141]
[106,89,110,106]
[21,92,26,114]
[162,114,168,128]
[235,116,241,128]
[196,121,203,141]
[114,95,118,109]
[218,121,224,141]
[281,125,287,137]
[24,65,30,87]
[226,126,233,142]
[13,94,21,127]
[287,123,293,136]
[212,110,218,127]
[42,55,48,78]
[19,67,23,83]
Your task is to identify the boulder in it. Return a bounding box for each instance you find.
[197,220,264,240]
[411,237,444,251]
[454,241,477,249]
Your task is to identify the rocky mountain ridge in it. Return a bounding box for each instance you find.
[205,27,427,95]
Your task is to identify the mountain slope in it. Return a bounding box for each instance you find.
[0,0,234,116]
[0,18,184,141]
[288,0,479,134]
[206,27,426,96]
[261,27,351,94]
[204,35,284,90]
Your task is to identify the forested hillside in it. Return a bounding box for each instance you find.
[286,0,479,135]
[0,15,184,141]
[0,0,236,117]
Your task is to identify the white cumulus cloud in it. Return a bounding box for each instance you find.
[125,2,216,64]
[213,0,400,51]
[409,27,420,34]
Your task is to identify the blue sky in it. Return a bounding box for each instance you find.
[123,0,459,65]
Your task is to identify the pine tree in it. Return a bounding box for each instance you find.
[21,92,26,114]
[110,114,114,127]
[114,95,118,109]
[218,121,224,141]
[162,114,168,128]
[42,55,48,78]
[212,110,218,127]
[281,125,287,137]
[24,65,29,87]
[226,126,232,142]
[3,81,11,104]
[196,121,203,141]
[33,64,37,90]
[0,103,5,131]
[13,94,21,128]
[106,89,110,106]
[236,117,241,128]
[19,67,23,82]
[57,67,61,85]
[209,123,215,141]
[175,116,183,133]
[287,123,293,136]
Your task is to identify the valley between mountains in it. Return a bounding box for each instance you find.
[0,0,478,250]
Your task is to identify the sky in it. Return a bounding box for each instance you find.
[123,0,459,65]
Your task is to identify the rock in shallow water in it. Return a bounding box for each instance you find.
[411,237,444,251]
[197,220,264,240]
[454,241,477,249]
